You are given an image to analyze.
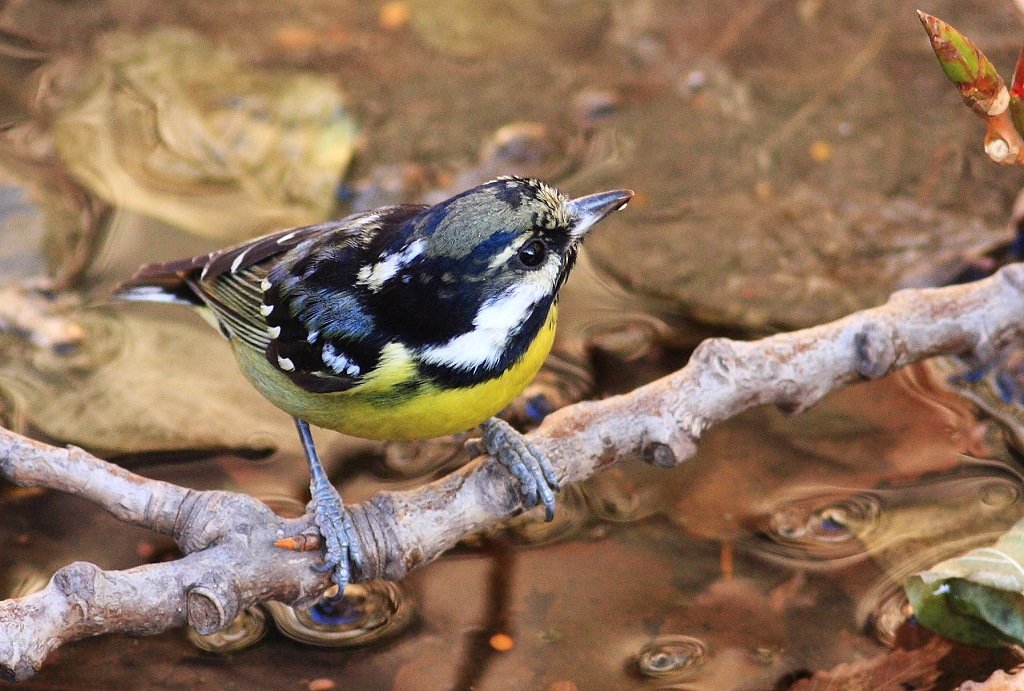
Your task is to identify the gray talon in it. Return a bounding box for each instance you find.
[480,417,560,521]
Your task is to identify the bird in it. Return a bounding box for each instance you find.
[115,176,632,596]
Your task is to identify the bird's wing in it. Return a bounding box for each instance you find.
[115,207,424,394]
[259,206,426,394]
[115,214,383,346]
[116,217,365,296]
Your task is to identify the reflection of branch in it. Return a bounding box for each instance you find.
[0,285,84,351]
[3,263,1024,681]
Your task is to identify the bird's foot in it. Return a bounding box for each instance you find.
[290,418,362,602]
[306,476,362,602]
[477,417,560,521]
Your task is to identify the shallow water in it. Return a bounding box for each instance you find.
[2,1,1024,689]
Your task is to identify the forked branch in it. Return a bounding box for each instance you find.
[2,263,1024,681]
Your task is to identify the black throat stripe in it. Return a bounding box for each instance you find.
[415,297,554,389]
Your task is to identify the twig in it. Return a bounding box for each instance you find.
[2,263,1024,681]
[917,11,1024,166]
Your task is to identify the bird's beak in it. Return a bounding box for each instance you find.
[567,189,633,240]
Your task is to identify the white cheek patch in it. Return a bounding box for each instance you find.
[418,278,550,370]
[356,239,425,292]
[542,257,560,285]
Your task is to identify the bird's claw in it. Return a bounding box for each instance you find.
[306,476,362,602]
[479,417,560,521]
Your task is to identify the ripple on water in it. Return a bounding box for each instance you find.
[187,606,269,653]
[741,459,1024,573]
[264,580,415,648]
[504,482,590,545]
[636,635,708,681]
[740,487,882,569]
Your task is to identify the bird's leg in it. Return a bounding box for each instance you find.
[293,418,362,600]
[478,417,560,521]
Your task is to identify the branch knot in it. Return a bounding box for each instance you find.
[186,577,239,634]
[854,322,898,379]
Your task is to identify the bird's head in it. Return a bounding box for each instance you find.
[409,176,632,303]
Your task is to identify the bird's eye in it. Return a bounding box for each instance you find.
[517,239,547,268]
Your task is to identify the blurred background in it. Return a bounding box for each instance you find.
[2,1,1024,688]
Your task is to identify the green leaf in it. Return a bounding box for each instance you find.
[906,517,1024,647]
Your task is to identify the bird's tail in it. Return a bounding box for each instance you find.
[112,255,210,307]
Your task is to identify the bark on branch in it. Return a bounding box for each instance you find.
[2,263,1024,681]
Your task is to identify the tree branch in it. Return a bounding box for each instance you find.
[2,263,1023,681]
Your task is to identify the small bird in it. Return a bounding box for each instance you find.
[116,176,632,595]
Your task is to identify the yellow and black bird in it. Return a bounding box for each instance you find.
[116,176,632,594]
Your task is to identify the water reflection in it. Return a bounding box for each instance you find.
[862,585,914,648]
[0,170,47,279]
[0,563,48,600]
[47,28,356,241]
[501,482,590,546]
[0,308,301,455]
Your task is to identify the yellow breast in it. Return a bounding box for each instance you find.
[233,305,558,440]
